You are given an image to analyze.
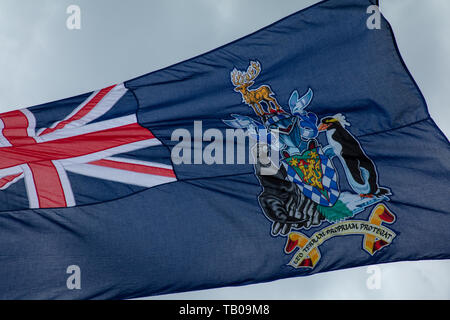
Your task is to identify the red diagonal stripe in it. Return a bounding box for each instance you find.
[39,85,116,136]
[0,173,23,189]
[89,159,175,178]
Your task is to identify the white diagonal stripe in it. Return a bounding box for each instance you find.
[36,83,127,136]
[62,83,128,130]
[20,108,37,138]
[0,119,12,147]
[105,156,174,170]
[38,114,137,142]
[21,164,39,209]
[65,163,176,188]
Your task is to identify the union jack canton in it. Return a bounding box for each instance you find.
[0,83,176,210]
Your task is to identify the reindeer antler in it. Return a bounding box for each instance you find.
[231,68,245,86]
[245,61,261,82]
[230,61,261,87]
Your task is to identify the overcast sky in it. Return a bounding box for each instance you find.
[0,0,448,299]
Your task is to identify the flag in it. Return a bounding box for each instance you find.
[0,0,449,299]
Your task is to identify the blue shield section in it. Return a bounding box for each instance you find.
[282,147,340,207]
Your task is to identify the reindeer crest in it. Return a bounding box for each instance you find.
[230,61,282,117]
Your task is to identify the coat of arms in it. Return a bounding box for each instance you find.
[224,60,397,268]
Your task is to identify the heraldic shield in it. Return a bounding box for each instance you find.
[282,146,340,207]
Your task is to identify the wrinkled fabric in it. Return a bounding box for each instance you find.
[0,0,448,299]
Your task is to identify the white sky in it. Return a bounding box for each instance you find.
[0,0,448,299]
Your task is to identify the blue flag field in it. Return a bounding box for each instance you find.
[0,0,448,299]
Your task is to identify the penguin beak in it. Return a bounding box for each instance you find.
[318,123,331,131]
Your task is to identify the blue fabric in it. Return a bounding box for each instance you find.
[0,0,448,299]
